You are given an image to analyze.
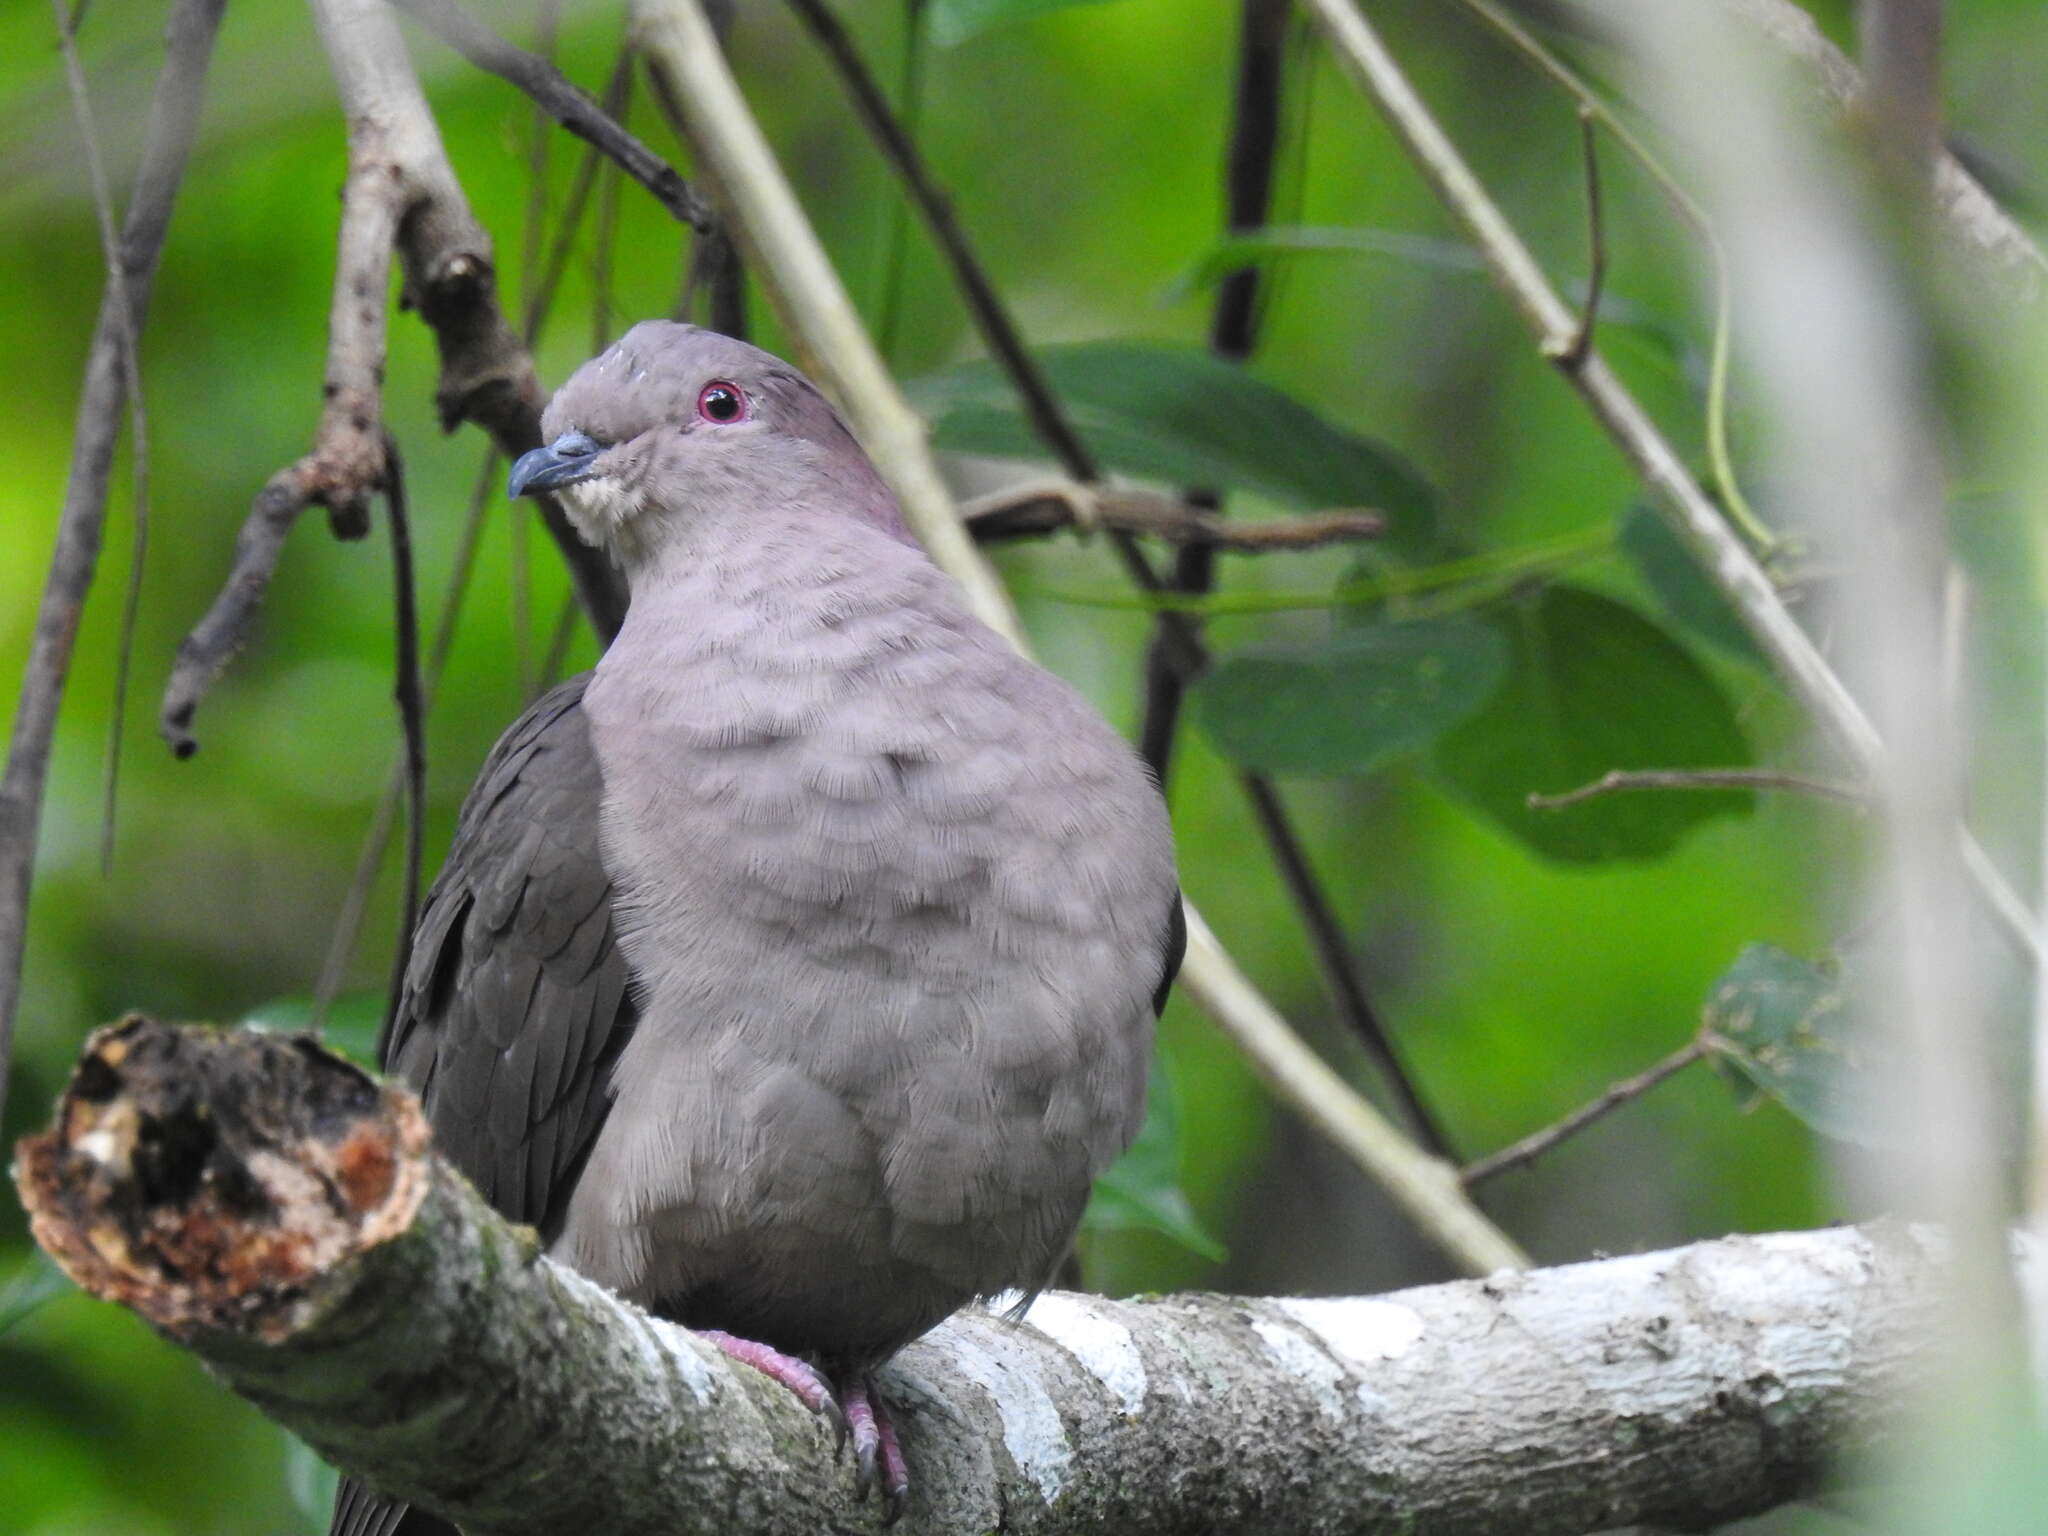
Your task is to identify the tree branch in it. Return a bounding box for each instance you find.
[631,0,1522,1275]
[958,482,1383,550]
[390,0,716,233]
[14,1017,1981,1534]
[0,0,225,1111]
[1526,766,1868,811]
[158,0,627,756]
[1461,1037,1707,1187]
[1712,0,2043,299]
[1301,0,2042,972]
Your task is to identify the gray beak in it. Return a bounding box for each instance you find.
[509,432,602,499]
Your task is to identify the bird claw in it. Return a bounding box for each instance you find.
[697,1329,847,1442]
[837,1375,910,1523]
[698,1334,907,1516]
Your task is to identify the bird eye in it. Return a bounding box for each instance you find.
[696,381,747,424]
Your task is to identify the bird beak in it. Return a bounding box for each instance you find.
[509,432,602,499]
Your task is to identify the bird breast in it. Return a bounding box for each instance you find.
[556,515,1172,1350]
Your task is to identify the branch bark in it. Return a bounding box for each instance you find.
[14,1017,1975,1535]
[0,0,225,1110]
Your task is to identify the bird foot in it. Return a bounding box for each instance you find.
[697,1329,847,1442]
[838,1374,910,1524]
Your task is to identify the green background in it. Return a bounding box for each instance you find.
[4,1,2044,1530]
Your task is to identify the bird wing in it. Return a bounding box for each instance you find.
[382,671,636,1230]
[1153,889,1186,1019]
[331,673,635,1536]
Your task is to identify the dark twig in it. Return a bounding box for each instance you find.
[391,0,715,233]
[641,55,751,340]
[870,0,929,358]
[0,0,224,1099]
[1553,105,1604,370]
[789,0,1449,1156]
[509,0,565,702]
[784,0,1102,485]
[1243,775,1457,1157]
[379,435,425,1041]
[52,0,154,879]
[315,448,501,1013]
[590,67,630,353]
[1526,767,1869,811]
[959,483,1383,549]
[1138,0,1291,778]
[1461,1038,1709,1187]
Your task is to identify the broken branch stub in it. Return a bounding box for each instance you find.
[13,1015,429,1341]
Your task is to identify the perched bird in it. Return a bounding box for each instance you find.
[330,323,1182,1535]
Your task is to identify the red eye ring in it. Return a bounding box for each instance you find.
[696,380,747,424]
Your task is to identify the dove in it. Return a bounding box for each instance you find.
[330,322,1182,1534]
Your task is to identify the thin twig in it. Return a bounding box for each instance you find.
[1241,774,1457,1158]
[1301,0,2041,970]
[1552,105,1603,369]
[1526,767,1868,811]
[52,0,153,879]
[635,0,1026,643]
[160,133,401,755]
[870,0,929,359]
[633,0,1525,1275]
[958,482,1383,549]
[379,434,425,1039]
[0,0,224,1099]
[316,449,502,1013]
[1461,1038,1708,1187]
[392,0,715,233]
[784,0,1101,483]
[1139,0,1289,780]
[1451,0,1773,555]
[509,0,564,703]
[797,0,1452,1157]
[164,0,628,755]
[589,63,630,353]
[313,39,634,1006]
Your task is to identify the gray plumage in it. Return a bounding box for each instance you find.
[332,323,1180,1535]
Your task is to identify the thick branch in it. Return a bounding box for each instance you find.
[0,0,224,1103]
[15,1018,1973,1534]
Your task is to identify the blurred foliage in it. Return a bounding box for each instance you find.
[4,0,2046,1531]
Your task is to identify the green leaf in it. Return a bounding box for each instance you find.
[242,992,384,1068]
[909,341,1441,555]
[1619,505,1764,665]
[1702,944,1868,1143]
[0,1252,69,1338]
[1432,585,1755,862]
[925,0,1131,46]
[1085,1064,1225,1263]
[1191,614,1507,777]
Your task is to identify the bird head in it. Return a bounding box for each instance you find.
[509,321,908,567]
